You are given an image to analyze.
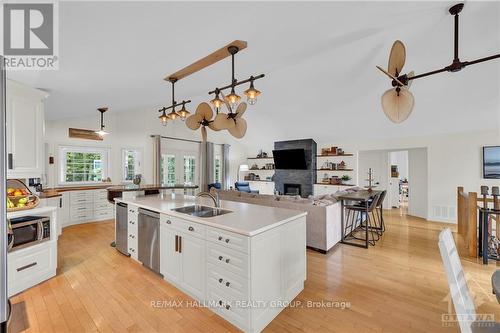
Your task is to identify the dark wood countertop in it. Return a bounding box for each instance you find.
[107,184,199,193]
[39,190,62,199]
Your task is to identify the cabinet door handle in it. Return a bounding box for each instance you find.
[225,238,230,243]
[178,236,182,253]
[225,258,230,264]
[188,226,194,232]
[218,278,223,283]
[7,153,13,170]
[218,300,223,306]
[166,220,171,224]
[59,198,62,208]
[218,256,223,261]
[175,235,178,252]
[225,304,230,310]
[16,262,37,272]
[218,236,223,241]
[225,282,230,287]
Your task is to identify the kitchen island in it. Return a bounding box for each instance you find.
[115,194,307,333]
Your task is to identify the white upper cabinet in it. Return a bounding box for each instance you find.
[6,80,48,179]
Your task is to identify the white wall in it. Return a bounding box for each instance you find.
[44,108,248,189]
[408,148,428,219]
[248,129,500,223]
[390,150,408,181]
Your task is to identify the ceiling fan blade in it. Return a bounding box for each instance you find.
[186,114,202,130]
[381,87,414,123]
[201,126,207,142]
[228,118,247,139]
[196,102,214,121]
[212,113,235,130]
[376,66,405,86]
[406,71,415,89]
[235,102,247,119]
[388,40,406,76]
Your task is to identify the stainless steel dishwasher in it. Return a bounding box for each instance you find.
[138,208,160,273]
[115,202,129,256]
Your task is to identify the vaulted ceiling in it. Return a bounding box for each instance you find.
[8,1,500,149]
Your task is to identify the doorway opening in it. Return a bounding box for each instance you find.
[389,151,409,216]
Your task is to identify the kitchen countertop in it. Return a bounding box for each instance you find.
[115,194,307,237]
[39,189,62,199]
[107,184,199,192]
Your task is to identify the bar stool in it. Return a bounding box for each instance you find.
[372,190,387,236]
[344,193,381,246]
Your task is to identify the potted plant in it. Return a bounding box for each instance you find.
[340,175,351,184]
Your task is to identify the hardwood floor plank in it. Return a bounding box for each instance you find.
[8,211,500,333]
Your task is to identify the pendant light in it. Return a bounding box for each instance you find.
[210,89,224,109]
[244,77,261,105]
[208,46,264,110]
[95,107,109,136]
[158,107,169,126]
[158,78,191,124]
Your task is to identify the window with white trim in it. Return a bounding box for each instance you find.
[59,146,110,185]
[122,149,142,181]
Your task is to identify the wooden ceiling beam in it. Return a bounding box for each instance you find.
[164,40,247,82]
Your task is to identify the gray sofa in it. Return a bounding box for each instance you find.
[212,188,359,253]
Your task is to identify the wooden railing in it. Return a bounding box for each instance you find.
[457,187,478,258]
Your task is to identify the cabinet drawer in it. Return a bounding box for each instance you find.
[93,189,108,198]
[8,243,56,296]
[206,227,249,254]
[128,205,139,217]
[161,214,206,239]
[93,201,112,210]
[206,285,250,330]
[70,204,92,216]
[207,263,248,300]
[207,242,249,278]
[128,219,138,236]
[93,209,113,220]
[128,238,138,258]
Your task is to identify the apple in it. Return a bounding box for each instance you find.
[7,188,14,195]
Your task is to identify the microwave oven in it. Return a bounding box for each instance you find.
[8,216,50,252]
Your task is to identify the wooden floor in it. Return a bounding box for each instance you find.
[8,209,500,333]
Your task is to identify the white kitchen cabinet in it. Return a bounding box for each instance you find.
[127,205,139,260]
[179,232,206,300]
[160,216,206,301]
[6,80,48,179]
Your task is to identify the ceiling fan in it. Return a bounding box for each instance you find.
[212,91,248,138]
[186,102,218,142]
[377,3,500,123]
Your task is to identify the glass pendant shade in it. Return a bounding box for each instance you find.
[178,104,190,120]
[168,109,179,121]
[225,88,241,109]
[244,82,261,105]
[210,96,224,109]
[381,88,414,123]
[159,111,169,126]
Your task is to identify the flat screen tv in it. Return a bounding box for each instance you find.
[483,146,500,179]
[273,149,307,170]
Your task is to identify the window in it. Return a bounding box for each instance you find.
[122,149,142,182]
[214,155,221,183]
[161,154,176,185]
[184,156,196,184]
[59,146,109,185]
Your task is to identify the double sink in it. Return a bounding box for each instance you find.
[171,205,232,218]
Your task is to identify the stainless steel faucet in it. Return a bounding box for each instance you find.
[196,191,220,208]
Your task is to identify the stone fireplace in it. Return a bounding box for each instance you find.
[274,139,317,197]
[284,183,301,196]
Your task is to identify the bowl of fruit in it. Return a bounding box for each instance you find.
[6,179,39,212]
